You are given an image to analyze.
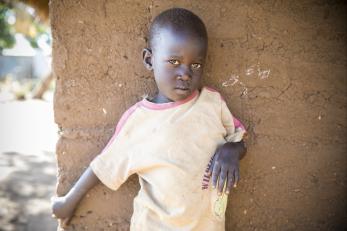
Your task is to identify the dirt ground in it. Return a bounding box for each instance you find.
[0,100,58,231]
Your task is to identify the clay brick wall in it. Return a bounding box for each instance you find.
[51,1,347,230]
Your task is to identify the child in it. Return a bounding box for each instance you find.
[51,8,247,231]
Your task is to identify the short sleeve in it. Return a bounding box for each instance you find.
[90,137,132,191]
[221,100,247,142]
[90,104,139,191]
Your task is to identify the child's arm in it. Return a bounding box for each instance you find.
[51,104,138,227]
[207,96,248,195]
[51,167,100,227]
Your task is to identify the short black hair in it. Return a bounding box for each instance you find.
[149,8,208,50]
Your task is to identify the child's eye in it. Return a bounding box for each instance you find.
[168,59,180,65]
[191,63,202,69]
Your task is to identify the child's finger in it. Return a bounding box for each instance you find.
[234,168,240,187]
[206,153,217,176]
[50,197,58,214]
[206,159,214,176]
[61,216,72,228]
[218,166,228,194]
[211,161,221,188]
[226,171,234,194]
[208,147,222,176]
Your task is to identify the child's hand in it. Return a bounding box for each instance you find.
[51,196,75,228]
[208,141,246,195]
[50,167,100,228]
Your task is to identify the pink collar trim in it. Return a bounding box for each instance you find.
[140,90,199,110]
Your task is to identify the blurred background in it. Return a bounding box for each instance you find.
[0,0,58,230]
[1,0,52,101]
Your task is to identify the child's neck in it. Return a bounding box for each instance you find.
[151,94,174,104]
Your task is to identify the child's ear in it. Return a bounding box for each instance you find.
[142,48,153,71]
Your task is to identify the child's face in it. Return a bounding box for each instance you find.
[144,27,207,103]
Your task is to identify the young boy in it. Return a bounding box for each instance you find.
[52,8,247,231]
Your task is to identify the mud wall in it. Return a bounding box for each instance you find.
[51,1,347,230]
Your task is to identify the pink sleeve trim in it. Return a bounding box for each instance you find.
[233,117,246,131]
[102,103,139,151]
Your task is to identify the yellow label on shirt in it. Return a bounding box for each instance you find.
[213,182,228,219]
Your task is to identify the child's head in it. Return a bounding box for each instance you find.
[143,8,208,103]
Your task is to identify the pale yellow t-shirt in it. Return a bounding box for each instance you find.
[90,86,246,231]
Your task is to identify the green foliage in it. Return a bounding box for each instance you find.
[26,20,51,48]
[0,3,15,52]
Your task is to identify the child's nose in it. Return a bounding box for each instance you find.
[177,65,192,80]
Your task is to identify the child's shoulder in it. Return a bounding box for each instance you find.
[200,86,226,102]
[114,102,141,136]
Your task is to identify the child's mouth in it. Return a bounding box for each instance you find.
[175,86,190,91]
[175,87,191,96]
